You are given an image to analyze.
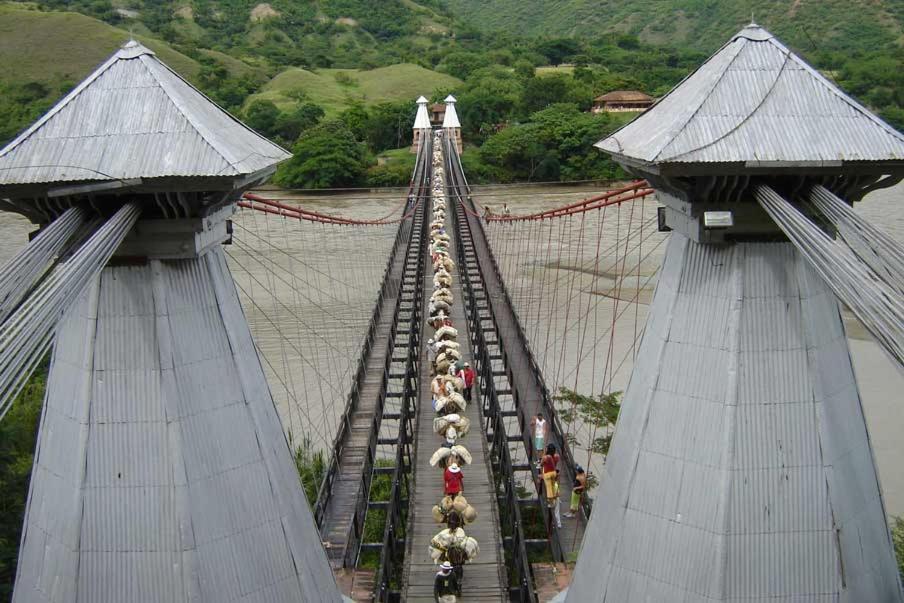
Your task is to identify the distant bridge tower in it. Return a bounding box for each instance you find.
[567,24,904,602]
[0,41,342,602]
[443,94,462,154]
[412,95,431,154]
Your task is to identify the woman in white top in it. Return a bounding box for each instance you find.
[530,413,547,458]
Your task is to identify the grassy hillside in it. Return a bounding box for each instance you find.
[0,3,201,86]
[443,0,903,54]
[248,63,462,115]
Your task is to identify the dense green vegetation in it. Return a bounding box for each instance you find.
[894,516,904,580]
[443,0,903,50]
[290,431,327,504]
[0,364,46,601]
[1,0,901,188]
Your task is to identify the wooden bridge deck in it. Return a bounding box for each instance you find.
[459,179,587,559]
[319,213,417,568]
[403,213,506,601]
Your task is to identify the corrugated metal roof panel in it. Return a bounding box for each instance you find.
[77,551,183,603]
[85,422,171,487]
[13,252,340,603]
[80,486,180,552]
[596,24,904,166]
[565,240,903,602]
[0,42,290,186]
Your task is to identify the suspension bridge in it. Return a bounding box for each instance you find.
[0,23,902,603]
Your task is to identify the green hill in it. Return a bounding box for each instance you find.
[443,0,903,54]
[0,3,218,144]
[0,3,201,86]
[248,63,462,115]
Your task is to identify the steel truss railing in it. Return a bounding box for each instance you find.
[368,138,430,602]
[446,136,538,602]
[446,140,591,560]
[314,140,429,571]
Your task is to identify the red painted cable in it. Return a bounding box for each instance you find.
[486,181,652,222]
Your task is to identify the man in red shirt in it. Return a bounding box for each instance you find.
[457,362,476,402]
[444,463,464,498]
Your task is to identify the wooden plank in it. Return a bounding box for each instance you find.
[461,199,588,557]
[403,217,506,602]
[319,213,421,567]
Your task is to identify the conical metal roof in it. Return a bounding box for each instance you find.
[596,24,904,169]
[442,96,460,129]
[414,96,431,130]
[0,41,290,186]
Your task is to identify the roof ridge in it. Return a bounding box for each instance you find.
[769,36,904,144]
[138,55,240,174]
[660,45,793,162]
[599,32,746,160]
[651,38,747,162]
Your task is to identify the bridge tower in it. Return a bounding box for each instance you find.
[412,95,431,154]
[0,42,343,602]
[567,24,904,602]
[443,95,463,154]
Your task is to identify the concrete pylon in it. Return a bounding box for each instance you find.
[442,95,462,154]
[413,95,431,154]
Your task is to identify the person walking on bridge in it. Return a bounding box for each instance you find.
[427,338,438,375]
[456,362,475,403]
[434,561,459,602]
[530,413,547,463]
[444,463,464,499]
[541,444,562,529]
[564,465,586,519]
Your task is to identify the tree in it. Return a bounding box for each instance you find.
[554,387,622,490]
[535,38,581,65]
[364,101,417,151]
[479,122,549,182]
[514,59,536,80]
[521,73,588,114]
[438,51,490,80]
[275,103,325,144]
[458,66,523,138]
[275,120,369,189]
[244,99,281,139]
[616,34,640,50]
[478,103,625,182]
[339,101,370,141]
[367,153,416,186]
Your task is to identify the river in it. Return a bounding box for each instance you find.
[0,181,899,515]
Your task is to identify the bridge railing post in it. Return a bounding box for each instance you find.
[448,146,539,602]
[456,163,592,538]
[372,134,430,600]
